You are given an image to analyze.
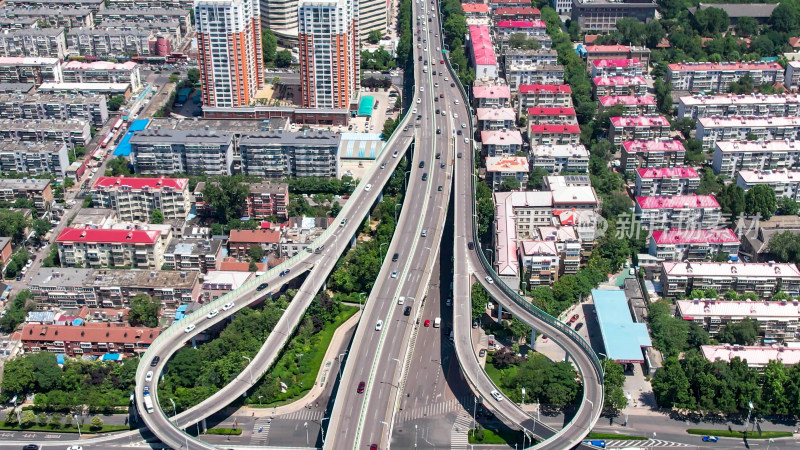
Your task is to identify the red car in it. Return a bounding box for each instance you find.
[570,314,579,323]
[440,60,444,64]
[424,319,431,327]
[357,381,365,393]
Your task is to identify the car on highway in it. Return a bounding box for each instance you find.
[446,298,452,306]
[256,283,269,291]
[365,184,372,191]
[381,162,387,169]
[464,138,470,143]
[575,323,584,331]
[467,242,475,250]
[422,173,428,181]
[702,436,719,442]
[67,446,83,450]
[143,386,149,394]
[392,252,399,262]
[438,185,443,191]
[404,306,412,316]
[421,229,428,237]
[439,94,445,99]
[440,163,445,169]
[453,113,458,118]
[583,441,606,448]
[434,82,438,87]
[222,302,234,311]
[184,324,196,333]
[393,151,399,158]
[416,98,421,103]
[440,59,444,64]
[398,296,405,305]
[490,390,503,401]
[207,309,219,319]
[485,276,494,284]
[150,356,160,366]
[145,371,153,382]
[424,319,431,327]
[375,320,383,331]
[454,99,460,105]
[436,129,441,134]
[370,445,378,450]
[457,152,463,158]
[419,86,424,92]
[479,349,486,357]
[23,445,40,450]
[570,314,579,323]
[461,123,466,128]
[391,270,398,278]
[357,381,366,393]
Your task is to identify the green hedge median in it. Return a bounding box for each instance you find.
[0,422,130,434]
[686,429,793,439]
[205,427,242,436]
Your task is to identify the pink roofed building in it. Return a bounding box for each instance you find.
[493,6,541,21]
[518,84,572,109]
[495,20,547,40]
[461,3,490,16]
[649,228,740,261]
[91,175,191,221]
[528,124,581,146]
[61,60,142,90]
[485,156,529,190]
[592,75,647,98]
[468,25,498,79]
[476,107,516,130]
[621,140,686,174]
[56,228,164,269]
[668,262,800,300]
[609,115,671,145]
[701,345,800,369]
[598,95,656,116]
[634,167,700,196]
[635,194,722,230]
[518,240,560,286]
[584,45,651,66]
[667,61,784,93]
[481,129,523,156]
[472,84,511,108]
[526,106,577,126]
[590,59,645,78]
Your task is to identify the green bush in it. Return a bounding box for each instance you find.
[206,427,242,435]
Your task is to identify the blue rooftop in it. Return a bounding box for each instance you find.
[358,96,374,117]
[592,289,652,363]
[56,354,65,365]
[113,119,149,156]
[175,304,188,321]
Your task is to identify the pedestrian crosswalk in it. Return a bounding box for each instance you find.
[396,396,473,424]
[251,417,272,445]
[279,408,324,422]
[603,439,690,448]
[450,415,472,449]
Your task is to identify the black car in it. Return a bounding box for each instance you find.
[450,82,455,87]
[435,108,440,114]
[417,114,422,120]
[467,242,475,250]
[422,173,428,181]
[457,130,462,135]
[575,323,584,331]
[432,70,436,75]
[392,253,399,262]
[457,152,463,158]
[419,56,422,61]
[150,356,160,367]
[436,152,441,159]
[404,306,412,316]
[440,163,445,169]
[256,283,269,291]
[419,161,425,168]
[436,129,441,134]
[438,185,443,191]
[23,445,39,450]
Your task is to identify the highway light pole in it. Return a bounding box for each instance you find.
[321,417,329,444]
[74,414,81,439]
[394,203,402,223]
[338,351,348,379]
[304,421,308,446]
[242,356,253,384]
[598,352,607,378]
[258,395,263,407]
[380,242,388,260]
[744,401,754,433]
[415,424,418,448]
[359,292,366,312]
[472,396,477,430]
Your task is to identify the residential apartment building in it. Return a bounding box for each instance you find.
[29,267,200,309]
[91,176,191,221]
[130,129,234,176]
[570,0,657,32]
[108,0,194,7]
[0,177,52,211]
[0,92,109,126]
[677,94,800,120]
[66,28,155,59]
[598,95,656,116]
[61,61,142,91]
[518,240,560,286]
[56,228,165,269]
[503,48,558,68]
[97,20,181,52]
[20,323,163,357]
[279,217,330,257]
[551,0,572,13]
[786,61,800,90]
[635,194,722,230]
[590,58,645,78]
[530,144,589,173]
[712,140,800,178]
[298,0,358,109]
[476,107,515,130]
[468,25,498,80]
[163,237,223,273]
[697,117,800,148]
[526,106,578,126]
[701,345,800,369]
[506,64,564,89]
[96,8,192,35]
[228,228,280,259]
[486,156,529,190]
[259,0,299,44]
[243,182,289,219]
[481,129,523,156]
[592,75,647,98]
[0,56,61,84]
[664,262,800,299]
[473,84,510,108]
[494,6,541,21]
[195,0,264,108]
[528,124,581,146]
[667,61,785,93]
[0,140,69,178]
[678,299,800,342]
[583,44,650,67]
[462,2,490,17]
[736,170,800,201]
[238,130,340,178]
[649,229,740,262]
[634,167,700,196]
[609,115,670,146]
[0,28,66,59]
[0,8,94,29]
[0,118,91,147]
[518,84,573,109]
[495,19,547,39]
[5,0,105,12]
[621,139,686,174]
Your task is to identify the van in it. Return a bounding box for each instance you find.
[433,317,441,328]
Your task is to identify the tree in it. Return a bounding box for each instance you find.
[527,167,548,189]
[1,355,35,395]
[654,78,673,115]
[248,261,258,272]
[32,218,52,239]
[367,29,383,44]
[37,413,49,426]
[20,410,36,428]
[49,413,63,429]
[652,357,694,409]
[735,16,759,38]
[150,209,164,224]
[169,74,180,84]
[89,415,104,430]
[381,118,398,140]
[107,95,125,111]
[770,3,800,34]
[779,197,799,216]
[744,184,778,220]
[203,177,249,224]
[692,7,730,36]
[262,29,277,62]
[728,74,755,94]
[187,68,200,85]
[471,282,489,321]
[498,177,521,192]
[602,192,632,218]
[248,245,265,262]
[4,408,17,425]
[717,183,745,218]
[603,360,627,412]
[275,50,293,68]
[761,360,790,415]
[768,231,800,264]
[0,210,32,243]
[107,156,133,176]
[128,294,160,328]
[717,318,760,345]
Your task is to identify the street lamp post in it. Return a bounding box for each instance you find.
[358,292,366,312]
[598,352,607,378]
[74,414,81,439]
[415,424,418,448]
[242,356,253,385]
[304,421,309,446]
[321,417,329,444]
[380,242,389,260]
[394,203,402,223]
[258,395,263,407]
[521,387,526,406]
[338,351,348,379]
[744,401,754,434]
[169,398,178,427]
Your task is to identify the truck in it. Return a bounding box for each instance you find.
[143,393,154,414]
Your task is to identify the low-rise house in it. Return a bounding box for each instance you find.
[228,229,280,260]
[56,228,164,269]
[481,129,523,156]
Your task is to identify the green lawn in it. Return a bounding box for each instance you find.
[686,429,793,439]
[205,427,242,435]
[482,354,518,398]
[255,306,358,407]
[0,422,130,434]
[587,432,646,440]
[468,428,526,445]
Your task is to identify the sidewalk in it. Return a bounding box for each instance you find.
[239,310,361,418]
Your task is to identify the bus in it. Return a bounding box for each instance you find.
[143,393,154,414]
[100,132,114,148]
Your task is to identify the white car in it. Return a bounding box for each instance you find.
[491,390,503,401]
[413,108,418,113]
[67,447,84,450]
[453,113,458,118]
[464,138,470,143]
[444,76,448,81]
[184,324,196,333]
[397,296,406,305]
[145,371,153,382]
[454,99,459,105]
[417,98,421,103]
[207,309,219,319]
[376,320,383,331]
[391,270,398,278]
[393,151,399,158]
[485,276,494,284]
[420,86,424,92]
[222,302,234,311]
[434,82,439,87]
[461,123,466,128]
[365,184,372,191]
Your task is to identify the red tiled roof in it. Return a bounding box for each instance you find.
[652,228,739,244]
[526,106,576,116]
[635,195,720,210]
[462,3,489,13]
[584,34,599,44]
[219,257,268,272]
[790,37,800,48]
[93,175,188,191]
[528,124,580,133]
[494,6,540,15]
[469,25,496,66]
[519,84,571,94]
[229,229,280,244]
[56,228,160,244]
[21,323,161,345]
